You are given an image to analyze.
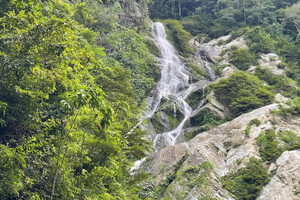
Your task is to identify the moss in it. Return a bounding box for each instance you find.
[187,62,208,79]
[184,127,210,141]
[162,102,184,129]
[186,89,205,109]
[233,143,243,148]
[224,141,232,147]
[150,112,165,133]
[190,108,225,127]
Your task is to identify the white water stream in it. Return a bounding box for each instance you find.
[149,22,192,147]
[130,22,216,174]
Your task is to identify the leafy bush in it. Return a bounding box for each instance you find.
[100,27,159,103]
[278,131,300,150]
[222,157,270,200]
[211,71,275,117]
[257,129,300,163]
[229,47,258,70]
[256,129,283,163]
[254,66,298,98]
[245,27,276,54]
[273,98,300,118]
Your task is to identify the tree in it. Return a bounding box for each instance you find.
[283,2,300,34]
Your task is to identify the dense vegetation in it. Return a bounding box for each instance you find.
[0,0,154,199]
[0,0,300,199]
[257,129,300,163]
[222,158,270,200]
[210,71,274,117]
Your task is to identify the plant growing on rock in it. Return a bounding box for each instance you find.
[210,71,275,117]
[222,157,270,200]
[256,129,283,163]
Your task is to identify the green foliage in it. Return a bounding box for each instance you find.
[187,62,209,80]
[278,130,300,150]
[229,47,258,70]
[150,160,214,200]
[222,157,270,200]
[245,118,261,137]
[254,66,298,98]
[100,27,159,103]
[162,19,194,56]
[211,71,275,117]
[256,129,283,163]
[0,145,25,199]
[0,0,151,199]
[245,27,276,54]
[257,129,300,164]
[138,180,156,199]
[189,108,225,129]
[72,2,96,27]
[186,87,207,109]
[151,155,189,200]
[273,98,300,118]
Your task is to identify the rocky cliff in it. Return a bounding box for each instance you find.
[138,34,300,200]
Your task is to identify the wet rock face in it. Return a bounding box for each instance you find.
[258,151,300,200]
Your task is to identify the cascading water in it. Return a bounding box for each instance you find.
[149,22,193,147]
[130,22,216,174]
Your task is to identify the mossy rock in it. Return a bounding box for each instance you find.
[161,102,185,130]
[150,99,185,133]
[150,111,167,134]
[186,89,205,109]
[190,108,224,127]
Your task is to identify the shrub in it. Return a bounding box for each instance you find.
[222,157,270,200]
[245,27,276,54]
[254,66,298,98]
[273,98,300,118]
[278,131,300,151]
[229,47,258,70]
[211,71,275,117]
[257,129,283,163]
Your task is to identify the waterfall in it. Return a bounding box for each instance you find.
[130,22,215,173]
[148,22,193,147]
